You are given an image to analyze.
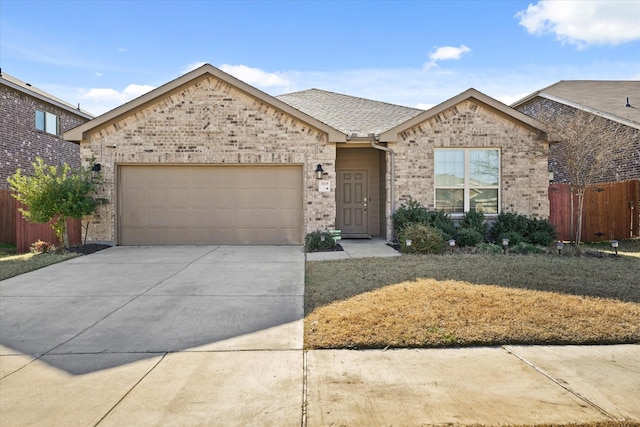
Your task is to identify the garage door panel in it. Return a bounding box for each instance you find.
[119,165,302,245]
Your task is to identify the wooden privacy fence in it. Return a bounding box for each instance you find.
[0,189,81,252]
[549,180,639,242]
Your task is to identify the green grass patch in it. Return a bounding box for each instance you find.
[0,252,77,281]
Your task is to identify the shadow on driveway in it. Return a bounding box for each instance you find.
[0,246,304,375]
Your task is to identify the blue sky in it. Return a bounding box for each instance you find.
[1,0,639,116]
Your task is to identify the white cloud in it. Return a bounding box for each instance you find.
[78,84,155,114]
[95,72,103,77]
[516,0,640,48]
[424,45,471,70]
[415,103,435,110]
[219,64,290,87]
[182,61,208,74]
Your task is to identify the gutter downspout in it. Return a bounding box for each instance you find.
[369,134,395,242]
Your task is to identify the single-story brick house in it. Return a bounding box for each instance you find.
[64,64,551,245]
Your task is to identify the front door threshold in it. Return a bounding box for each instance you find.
[341,234,372,239]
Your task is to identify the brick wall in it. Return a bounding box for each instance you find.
[517,98,640,184]
[1,84,89,189]
[80,75,336,243]
[391,100,550,220]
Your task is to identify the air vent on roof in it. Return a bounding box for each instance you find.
[26,83,31,87]
[626,97,631,107]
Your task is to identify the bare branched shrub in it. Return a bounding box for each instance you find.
[519,99,639,247]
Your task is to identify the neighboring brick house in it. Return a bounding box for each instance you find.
[64,64,551,245]
[1,71,94,188]
[512,80,640,185]
[513,81,640,241]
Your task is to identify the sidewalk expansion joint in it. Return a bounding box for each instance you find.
[501,346,616,421]
[301,350,308,427]
[93,352,168,426]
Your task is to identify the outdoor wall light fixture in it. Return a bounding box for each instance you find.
[611,240,619,256]
[315,164,324,179]
[502,238,510,254]
[556,241,564,255]
[91,163,101,179]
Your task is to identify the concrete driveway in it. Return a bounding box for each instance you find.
[1,245,305,426]
[2,244,639,426]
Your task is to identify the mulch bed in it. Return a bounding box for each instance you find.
[66,243,112,255]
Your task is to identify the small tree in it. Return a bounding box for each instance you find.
[8,157,102,248]
[519,100,638,249]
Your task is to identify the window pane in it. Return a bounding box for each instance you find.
[470,150,499,186]
[435,150,464,187]
[436,189,464,213]
[35,110,45,131]
[470,189,498,214]
[45,112,58,135]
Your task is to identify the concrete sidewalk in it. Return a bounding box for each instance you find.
[2,343,638,426]
[306,237,400,261]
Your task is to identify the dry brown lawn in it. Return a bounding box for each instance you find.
[305,252,640,349]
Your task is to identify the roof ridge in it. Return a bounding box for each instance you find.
[278,88,424,112]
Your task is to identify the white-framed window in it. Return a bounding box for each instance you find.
[434,148,500,214]
[35,110,59,135]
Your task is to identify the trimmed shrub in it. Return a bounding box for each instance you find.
[490,212,556,246]
[527,218,556,245]
[499,231,524,246]
[398,223,444,254]
[459,210,488,237]
[490,212,529,241]
[305,231,336,253]
[528,230,555,246]
[392,199,455,240]
[426,210,456,240]
[455,228,484,247]
[392,199,430,235]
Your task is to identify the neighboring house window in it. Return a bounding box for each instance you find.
[434,149,500,214]
[36,110,59,135]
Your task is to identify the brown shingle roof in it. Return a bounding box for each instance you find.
[512,80,640,128]
[277,89,424,137]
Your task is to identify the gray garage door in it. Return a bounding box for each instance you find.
[118,165,303,245]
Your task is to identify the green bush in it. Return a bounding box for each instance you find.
[392,199,430,234]
[455,228,485,247]
[304,231,336,253]
[392,199,455,240]
[499,231,524,246]
[426,210,456,240]
[527,218,556,245]
[490,212,556,246]
[490,212,529,241]
[398,223,444,254]
[459,210,488,237]
[528,230,555,246]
